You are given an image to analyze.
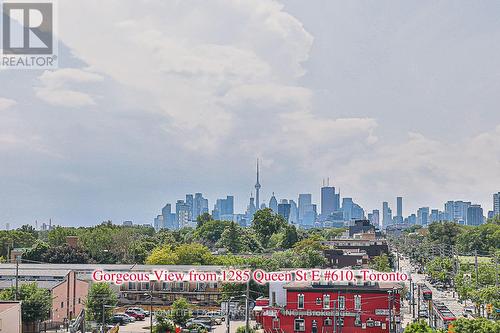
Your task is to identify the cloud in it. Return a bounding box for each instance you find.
[0,98,16,111]
[35,68,103,107]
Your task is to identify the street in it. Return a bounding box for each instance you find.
[112,318,255,333]
[398,253,466,327]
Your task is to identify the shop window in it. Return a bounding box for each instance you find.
[294,318,305,331]
[324,318,332,326]
[272,318,280,329]
[315,298,321,305]
[354,295,362,310]
[323,294,330,309]
[338,296,345,310]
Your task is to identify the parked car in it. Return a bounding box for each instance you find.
[111,314,133,325]
[418,309,428,318]
[127,307,150,317]
[125,309,145,321]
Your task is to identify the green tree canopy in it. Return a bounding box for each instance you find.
[252,208,287,248]
[168,297,191,326]
[0,282,52,323]
[85,282,118,322]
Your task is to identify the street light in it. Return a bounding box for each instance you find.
[144,291,153,333]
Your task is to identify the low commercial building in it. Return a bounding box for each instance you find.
[322,239,389,259]
[323,249,369,269]
[0,301,22,333]
[0,268,88,324]
[258,279,403,333]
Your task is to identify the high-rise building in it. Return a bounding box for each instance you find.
[494,192,500,217]
[269,193,278,213]
[193,193,209,220]
[213,195,234,221]
[246,195,257,223]
[176,200,190,229]
[445,201,471,225]
[321,186,336,217]
[370,209,380,227]
[351,203,365,220]
[162,203,176,229]
[417,207,430,226]
[255,159,261,210]
[396,197,403,218]
[382,202,392,227]
[154,215,163,231]
[342,198,354,221]
[185,194,194,222]
[278,200,291,222]
[467,205,484,226]
[298,193,312,224]
[289,199,298,225]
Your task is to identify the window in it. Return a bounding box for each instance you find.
[298,294,304,309]
[162,282,170,290]
[128,282,136,290]
[61,302,64,308]
[272,318,280,329]
[143,282,150,290]
[354,295,361,310]
[315,298,321,305]
[271,292,276,306]
[323,294,330,309]
[338,296,345,310]
[324,318,332,326]
[294,318,305,331]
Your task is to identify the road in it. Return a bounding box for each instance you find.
[398,253,466,327]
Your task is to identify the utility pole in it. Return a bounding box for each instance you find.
[15,255,19,301]
[333,300,337,333]
[417,284,421,319]
[412,282,416,319]
[102,303,105,333]
[388,290,393,333]
[475,250,479,288]
[245,280,250,333]
[226,298,231,333]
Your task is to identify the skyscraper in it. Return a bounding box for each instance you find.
[371,209,380,227]
[289,199,298,225]
[212,196,234,221]
[255,159,261,210]
[298,193,312,224]
[162,203,176,229]
[445,201,471,225]
[342,197,353,221]
[193,193,209,220]
[269,193,278,213]
[396,197,403,218]
[467,205,484,226]
[417,207,430,226]
[278,200,291,222]
[176,200,190,229]
[494,192,500,217]
[321,185,336,217]
[382,202,392,227]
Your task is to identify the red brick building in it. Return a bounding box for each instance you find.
[257,281,403,333]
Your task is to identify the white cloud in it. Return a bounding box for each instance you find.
[35,69,103,107]
[0,97,16,111]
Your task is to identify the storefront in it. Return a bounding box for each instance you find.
[258,281,402,333]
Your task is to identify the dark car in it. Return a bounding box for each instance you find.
[111,314,132,325]
[125,309,145,321]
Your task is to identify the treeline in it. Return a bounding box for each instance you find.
[0,208,345,270]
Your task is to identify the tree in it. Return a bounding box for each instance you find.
[452,317,500,333]
[85,283,118,322]
[23,240,50,262]
[0,282,52,323]
[217,222,244,253]
[281,224,299,249]
[252,209,287,248]
[154,310,176,333]
[146,246,179,265]
[403,320,433,333]
[43,244,90,264]
[193,220,230,248]
[196,213,213,228]
[18,224,38,237]
[428,221,462,246]
[168,297,191,326]
[370,254,392,272]
[236,327,256,333]
[174,243,215,265]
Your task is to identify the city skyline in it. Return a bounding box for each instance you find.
[1,1,500,227]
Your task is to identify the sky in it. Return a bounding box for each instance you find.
[1,0,500,227]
